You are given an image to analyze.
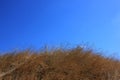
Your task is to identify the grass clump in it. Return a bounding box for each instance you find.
[0,46,120,80]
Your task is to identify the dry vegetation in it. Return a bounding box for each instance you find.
[0,46,120,80]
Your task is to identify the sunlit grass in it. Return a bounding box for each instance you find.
[0,46,120,80]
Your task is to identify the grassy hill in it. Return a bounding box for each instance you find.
[0,46,120,80]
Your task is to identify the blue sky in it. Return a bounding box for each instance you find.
[0,0,120,57]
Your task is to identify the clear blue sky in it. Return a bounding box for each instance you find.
[0,0,120,56]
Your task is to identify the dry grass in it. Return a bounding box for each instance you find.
[0,46,120,80]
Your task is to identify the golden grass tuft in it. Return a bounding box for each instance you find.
[0,46,120,80]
